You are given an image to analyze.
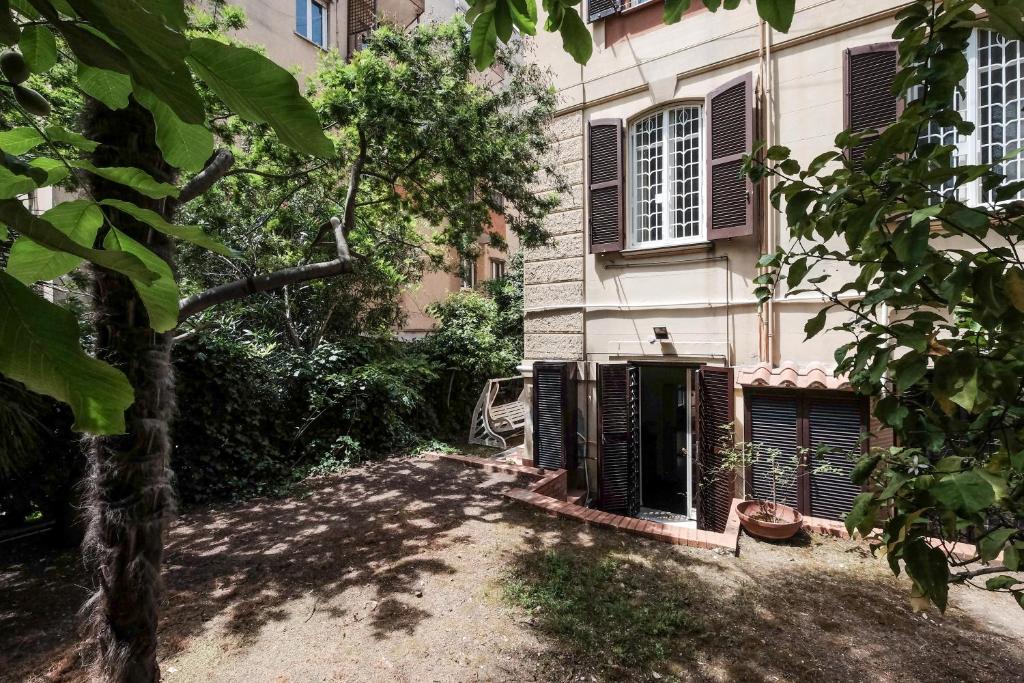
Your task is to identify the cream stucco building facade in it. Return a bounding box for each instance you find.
[520,0,951,531]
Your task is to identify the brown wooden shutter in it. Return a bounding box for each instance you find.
[705,73,754,241]
[806,396,867,521]
[587,0,618,22]
[844,43,900,170]
[532,362,578,471]
[747,393,801,510]
[588,119,624,253]
[695,365,734,532]
[597,364,639,516]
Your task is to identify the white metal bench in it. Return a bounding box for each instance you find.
[469,377,527,449]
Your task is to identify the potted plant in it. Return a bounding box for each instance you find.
[711,428,837,540]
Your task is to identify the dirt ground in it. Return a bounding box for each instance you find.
[2,454,1023,682]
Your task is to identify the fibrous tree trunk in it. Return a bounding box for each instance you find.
[80,98,178,683]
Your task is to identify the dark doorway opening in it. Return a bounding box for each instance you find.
[638,365,692,517]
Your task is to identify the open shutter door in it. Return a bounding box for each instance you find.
[696,365,734,532]
[588,119,625,253]
[532,362,578,471]
[807,397,866,521]
[747,394,801,510]
[706,74,754,241]
[587,0,618,22]
[597,364,639,516]
[844,43,900,170]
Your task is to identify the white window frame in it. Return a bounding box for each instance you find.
[920,30,1023,204]
[490,258,506,281]
[296,0,328,49]
[627,104,706,249]
[461,258,477,289]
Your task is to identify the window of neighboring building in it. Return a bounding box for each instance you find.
[918,30,1023,203]
[461,257,477,289]
[490,259,506,281]
[629,104,704,248]
[296,0,328,48]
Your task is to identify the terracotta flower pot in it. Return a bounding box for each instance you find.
[736,500,803,540]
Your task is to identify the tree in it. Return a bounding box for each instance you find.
[746,1,1024,610]
[0,4,557,681]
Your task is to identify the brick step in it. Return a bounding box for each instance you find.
[566,489,586,505]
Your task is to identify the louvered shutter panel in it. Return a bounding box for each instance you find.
[807,397,866,521]
[597,364,639,515]
[705,73,754,241]
[747,394,801,510]
[695,366,734,532]
[588,119,625,253]
[532,362,578,471]
[587,0,618,22]
[844,43,900,170]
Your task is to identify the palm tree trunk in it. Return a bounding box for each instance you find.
[80,98,178,682]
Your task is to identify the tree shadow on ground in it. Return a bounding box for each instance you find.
[503,528,1024,683]
[157,456,529,652]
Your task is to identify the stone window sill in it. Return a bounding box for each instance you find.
[615,241,713,259]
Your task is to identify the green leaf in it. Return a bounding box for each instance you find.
[929,471,995,515]
[71,160,180,199]
[507,0,537,35]
[0,0,20,46]
[985,575,1020,591]
[1005,267,1024,313]
[0,128,44,155]
[187,38,334,158]
[494,0,513,42]
[1005,544,1021,571]
[851,454,881,485]
[803,306,829,339]
[470,10,498,71]
[0,198,157,283]
[6,200,102,283]
[0,164,38,198]
[77,63,132,110]
[558,9,592,65]
[978,528,1016,562]
[135,87,213,173]
[19,24,56,73]
[756,0,796,32]
[844,491,875,537]
[0,270,134,434]
[28,157,69,186]
[102,227,180,332]
[100,199,234,257]
[903,537,950,612]
[663,0,692,24]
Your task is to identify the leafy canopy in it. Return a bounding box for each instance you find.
[746,0,1024,609]
[0,0,331,433]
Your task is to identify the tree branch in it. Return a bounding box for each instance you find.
[176,149,235,205]
[178,217,352,322]
[950,565,1017,582]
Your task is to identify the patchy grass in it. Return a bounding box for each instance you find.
[503,549,706,673]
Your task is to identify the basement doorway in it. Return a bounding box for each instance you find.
[637,364,696,523]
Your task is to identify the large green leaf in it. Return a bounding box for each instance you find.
[0,164,38,198]
[558,9,592,66]
[29,156,69,185]
[102,227,180,332]
[0,125,99,154]
[135,87,213,173]
[187,38,334,158]
[756,0,796,33]
[7,199,102,283]
[64,0,205,124]
[929,471,996,515]
[0,269,134,434]
[0,198,157,282]
[100,199,234,257]
[903,537,950,611]
[19,24,56,72]
[77,62,132,109]
[72,160,180,199]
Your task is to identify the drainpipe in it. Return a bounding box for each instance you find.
[760,19,777,366]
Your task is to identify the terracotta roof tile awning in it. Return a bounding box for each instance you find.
[735,362,852,391]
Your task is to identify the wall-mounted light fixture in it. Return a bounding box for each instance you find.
[653,326,669,341]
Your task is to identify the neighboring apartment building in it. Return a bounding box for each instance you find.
[223,0,514,339]
[521,0,1023,532]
